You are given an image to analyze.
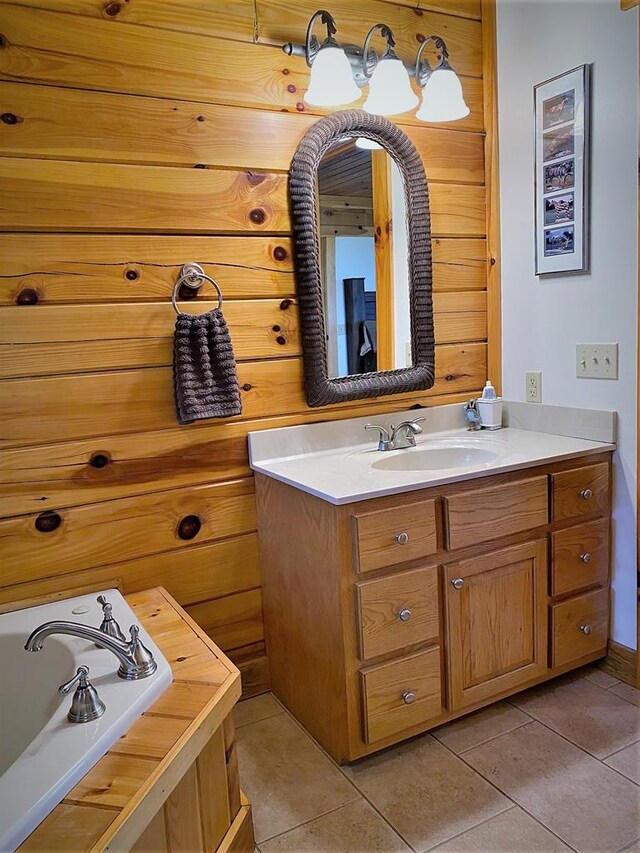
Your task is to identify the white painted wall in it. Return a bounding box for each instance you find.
[334,236,376,375]
[496,0,638,647]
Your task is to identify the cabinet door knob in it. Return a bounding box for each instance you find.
[402,691,416,704]
[398,608,412,622]
[580,624,592,635]
[451,578,464,590]
[395,532,410,545]
[580,552,592,564]
[580,488,593,500]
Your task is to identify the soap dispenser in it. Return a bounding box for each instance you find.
[476,380,502,430]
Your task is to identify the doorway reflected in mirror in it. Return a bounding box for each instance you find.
[318,139,410,379]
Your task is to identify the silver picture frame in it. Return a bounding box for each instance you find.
[534,64,591,275]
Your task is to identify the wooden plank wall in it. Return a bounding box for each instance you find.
[0,0,499,697]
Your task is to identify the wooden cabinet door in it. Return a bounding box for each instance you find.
[445,540,548,710]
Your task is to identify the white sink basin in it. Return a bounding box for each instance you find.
[372,443,500,472]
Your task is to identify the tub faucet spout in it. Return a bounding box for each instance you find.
[25,620,157,680]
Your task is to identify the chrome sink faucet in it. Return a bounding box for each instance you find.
[365,417,425,451]
[25,621,157,680]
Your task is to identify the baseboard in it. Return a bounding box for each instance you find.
[598,640,638,687]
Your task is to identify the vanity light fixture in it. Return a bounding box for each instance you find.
[361,23,418,117]
[287,10,360,107]
[415,35,470,122]
[282,12,469,123]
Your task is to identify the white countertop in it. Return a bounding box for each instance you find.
[248,403,616,505]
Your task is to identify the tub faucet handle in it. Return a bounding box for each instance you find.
[97,595,126,643]
[58,665,106,724]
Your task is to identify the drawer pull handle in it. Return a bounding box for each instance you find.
[395,532,410,545]
[398,608,412,622]
[402,691,416,704]
[580,624,592,635]
[580,552,592,564]
[580,488,593,501]
[451,578,464,590]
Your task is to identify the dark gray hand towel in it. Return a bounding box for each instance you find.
[173,309,242,425]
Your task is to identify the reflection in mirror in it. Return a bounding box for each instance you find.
[317,139,410,379]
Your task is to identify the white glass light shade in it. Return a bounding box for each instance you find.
[355,136,383,150]
[304,45,361,107]
[363,56,418,116]
[416,67,470,122]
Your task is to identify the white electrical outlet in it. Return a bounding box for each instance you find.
[576,343,619,379]
[526,371,542,403]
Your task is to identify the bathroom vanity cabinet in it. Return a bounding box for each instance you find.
[255,452,612,763]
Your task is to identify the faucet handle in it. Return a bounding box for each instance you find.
[58,665,106,724]
[59,664,90,696]
[398,417,425,431]
[96,595,126,643]
[365,423,390,441]
[365,423,392,452]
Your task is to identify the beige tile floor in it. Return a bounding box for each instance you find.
[236,667,640,853]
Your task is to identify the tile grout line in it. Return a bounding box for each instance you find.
[249,699,420,849]
[261,701,463,853]
[617,834,640,853]
[599,737,640,762]
[256,798,366,846]
[607,686,640,708]
[235,708,284,730]
[519,716,640,789]
[256,697,574,851]
[505,684,640,775]
[444,717,535,756]
[438,722,581,853]
[244,693,638,851]
[236,699,361,846]
[420,805,518,853]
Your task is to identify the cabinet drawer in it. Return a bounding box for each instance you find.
[551,518,610,597]
[551,588,608,668]
[360,648,442,743]
[353,500,438,573]
[444,476,548,551]
[551,463,609,522]
[356,565,439,661]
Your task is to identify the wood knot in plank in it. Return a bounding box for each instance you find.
[35,511,62,533]
[103,2,122,17]
[177,515,201,541]
[90,452,110,469]
[17,288,38,305]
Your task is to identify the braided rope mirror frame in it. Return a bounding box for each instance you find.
[289,110,435,407]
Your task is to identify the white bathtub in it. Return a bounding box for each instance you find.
[0,589,172,852]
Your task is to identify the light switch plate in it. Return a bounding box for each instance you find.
[576,343,619,379]
[526,371,542,403]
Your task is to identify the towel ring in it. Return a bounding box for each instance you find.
[172,263,223,316]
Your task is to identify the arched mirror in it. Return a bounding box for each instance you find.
[290,110,435,407]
